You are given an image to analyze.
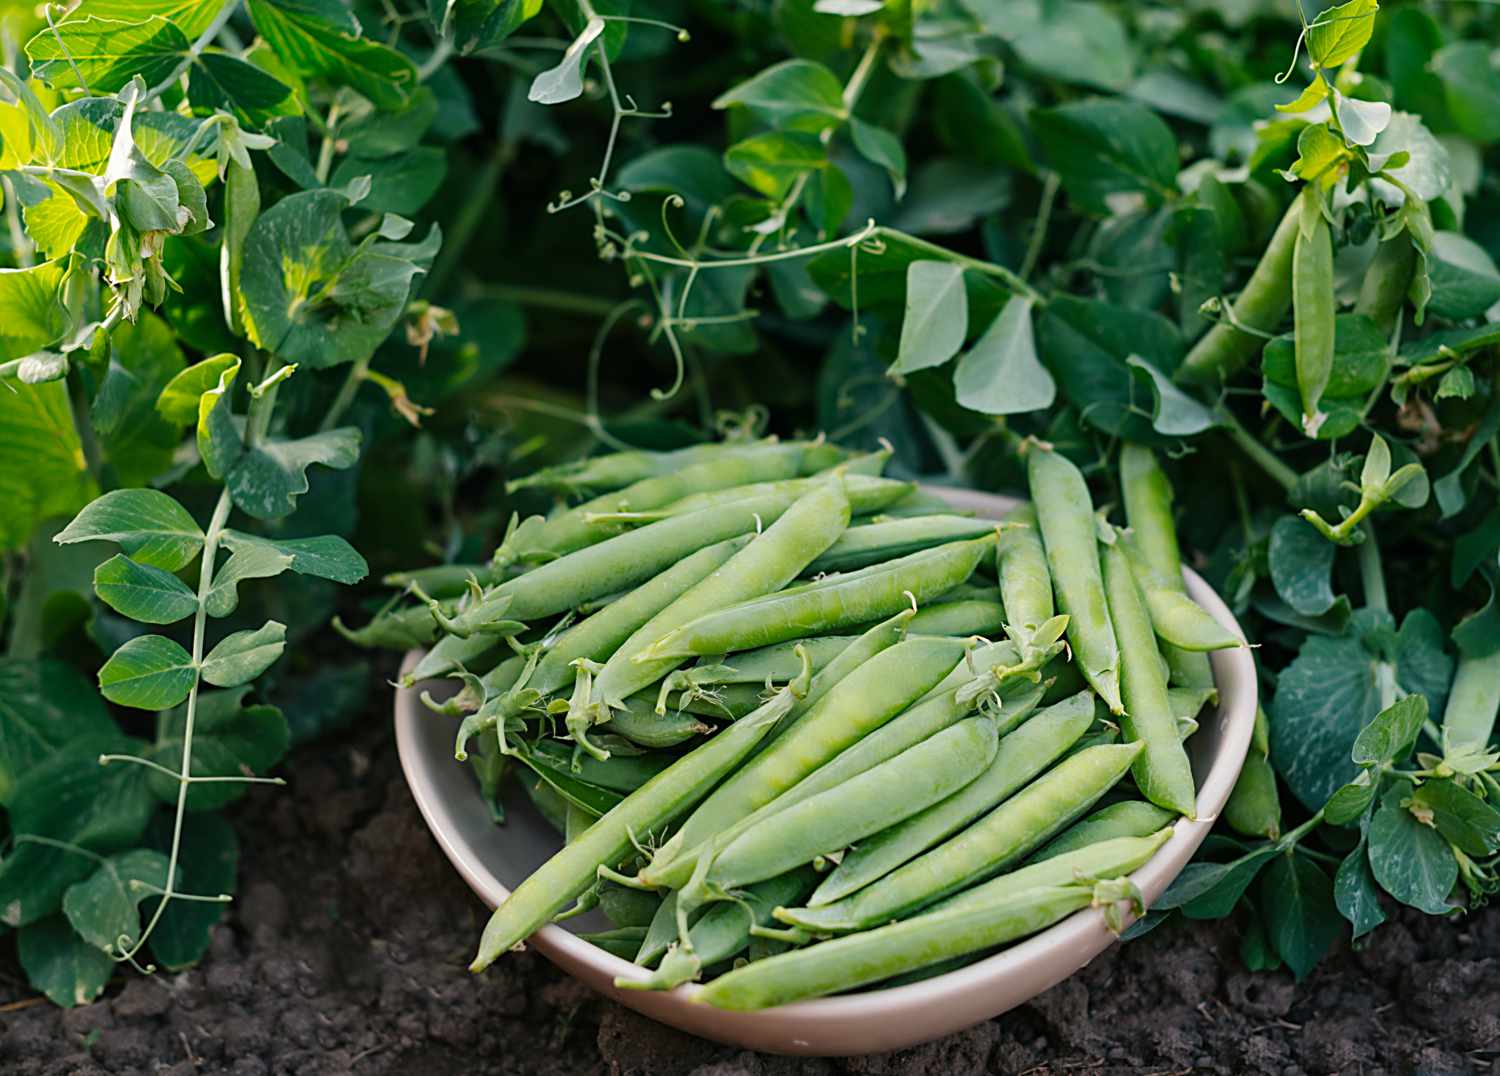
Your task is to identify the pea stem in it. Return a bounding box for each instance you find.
[1218,406,1297,492]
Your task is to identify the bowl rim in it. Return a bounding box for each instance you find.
[393,485,1258,1028]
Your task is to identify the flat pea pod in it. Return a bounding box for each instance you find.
[676,683,768,720]
[496,442,822,567]
[608,693,714,747]
[639,635,967,888]
[1025,801,1177,864]
[506,438,789,495]
[808,690,1095,906]
[583,477,851,717]
[700,718,1001,897]
[1118,444,1216,693]
[588,469,908,525]
[665,635,857,701]
[487,489,842,623]
[622,868,819,990]
[1292,206,1335,437]
[996,503,1054,642]
[775,742,1142,934]
[578,926,648,960]
[470,661,811,971]
[1441,651,1500,755]
[334,599,457,650]
[1224,706,1280,839]
[642,535,998,661]
[599,883,663,929]
[1102,539,1198,818]
[427,651,527,718]
[405,631,501,686]
[700,881,1117,1010]
[383,561,507,599]
[456,537,752,755]
[804,514,996,575]
[635,890,686,968]
[1027,445,1123,713]
[1119,538,1242,652]
[1176,191,1302,386]
[930,830,1171,918]
[903,599,1006,637]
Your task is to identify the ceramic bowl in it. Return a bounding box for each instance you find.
[393,487,1258,1055]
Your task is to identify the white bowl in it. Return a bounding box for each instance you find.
[393,487,1257,1055]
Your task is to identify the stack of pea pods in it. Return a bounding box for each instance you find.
[351,433,1258,1009]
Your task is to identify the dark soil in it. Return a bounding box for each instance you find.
[5,696,1500,1076]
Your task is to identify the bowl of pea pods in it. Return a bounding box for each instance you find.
[384,436,1258,1056]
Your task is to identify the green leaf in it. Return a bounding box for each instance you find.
[977,0,1135,92]
[1351,695,1428,767]
[146,688,289,810]
[0,379,93,552]
[26,16,190,94]
[69,0,224,38]
[1430,42,1500,144]
[156,352,239,425]
[55,488,204,570]
[1286,123,1350,187]
[1454,570,1500,660]
[1395,608,1454,717]
[1437,367,1475,401]
[1269,610,1390,810]
[246,0,418,110]
[528,15,604,105]
[1426,233,1500,322]
[0,259,69,362]
[848,117,907,198]
[1268,515,1339,617]
[1410,778,1500,857]
[145,813,236,970]
[1306,0,1377,70]
[1261,314,1390,441]
[218,529,367,585]
[890,159,1012,236]
[712,59,847,133]
[1324,770,1377,826]
[17,916,114,1008]
[1435,386,1500,519]
[1155,846,1278,918]
[437,0,544,55]
[225,427,362,520]
[93,553,198,624]
[1125,356,1217,437]
[91,312,184,488]
[723,131,827,200]
[200,621,287,687]
[188,50,298,127]
[240,189,427,368]
[329,147,448,215]
[0,658,114,806]
[62,848,173,953]
[1032,98,1177,214]
[1334,839,1386,939]
[1368,788,1457,914]
[1259,852,1340,981]
[99,634,196,710]
[203,543,294,618]
[891,260,968,375]
[953,296,1053,415]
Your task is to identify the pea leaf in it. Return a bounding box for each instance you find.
[246,0,418,110]
[225,426,362,520]
[1334,838,1386,939]
[0,658,115,806]
[17,916,114,1008]
[55,488,204,571]
[68,0,224,38]
[1268,515,1339,617]
[1434,385,1500,519]
[1155,846,1278,919]
[1324,769,1377,826]
[98,634,197,710]
[93,553,198,624]
[436,0,544,55]
[26,16,191,94]
[203,544,294,618]
[145,687,289,811]
[1307,0,1378,70]
[848,117,907,198]
[62,849,173,953]
[219,530,368,585]
[156,352,239,424]
[0,380,93,553]
[187,51,298,127]
[1351,695,1428,767]
[91,313,183,488]
[892,260,968,374]
[1426,233,1500,321]
[1431,42,1500,144]
[1032,98,1178,214]
[329,147,448,215]
[1125,355,1217,436]
[1368,788,1457,914]
[723,131,827,200]
[1395,608,1454,716]
[712,59,847,133]
[1410,778,1500,857]
[953,296,1054,415]
[1259,852,1340,981]
[967,0,1134,93]
[200,621,287,687]
[0,259,69,362]
[145,812,237,970]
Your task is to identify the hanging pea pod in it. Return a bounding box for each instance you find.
[1293,203,1336,438]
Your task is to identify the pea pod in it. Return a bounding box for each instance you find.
[607,694,714,747]
[804,514,996,575]
[1293,207,1336,437]
[1354,233,1418,334]
[657,635,856,714]
[808,690,1095,906]
[903,599,1006,637]
[996,503,1054,645]
[641,535,998,661]
[1026,800,1177,864]
[775,742,1142,933]
[1118,444,1216,693]
[1120,537,1243,652]
[639,635,969,888]
[578,926,647,960]
[1442,651,1500,756]
[587,470,909,525]
[1102,539,1198,818]
[700,878,1138,1010]
[469,654,812,971]
[1027,445,1124,713]
[698,718,1000,899]
[505,439,786,495]
[1224,707,1281,839]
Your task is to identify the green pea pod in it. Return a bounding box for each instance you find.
[470,657,812,971]
[641,535,998,661]
[1120,538,1242,653]
[384,561,507,599]
[996,503,1054,641]
[578,926,648,960]
[587,470,909,525]
[599,884,662,929]
[699,718,1001,898]
[1353,234,1417,334]
[702,879,1135,1010]
[405,631,500,686]
[1102,540,1198,818]
[1025,800,1177,864]
[1441,651,1500,756]
[904,599,1007,637]
[1223,752,1281,840]
[776,742,1143,933]
[1027,445,1123,714]
[635,890,686,968]
[804,514,996,575]
[506,440,774,495]
[639,635,968,888]
[1176,191,1302,386]
[1293,209,1336,437]
[808,690,1095,906]
[606,694,714,747]
[334,600,452,650]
